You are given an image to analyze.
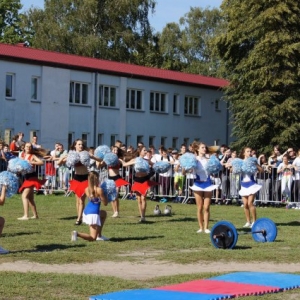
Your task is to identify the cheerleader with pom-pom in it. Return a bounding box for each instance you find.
[72,171,109,242]
[58,139,101,225]
[188,142,219,234]
[239,147,262,228]
[121,146,158,223]
[18,143,47,220]
[104,146,129,218]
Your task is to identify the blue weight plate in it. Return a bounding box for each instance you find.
[210,221,238,249]
[251,218,277,243]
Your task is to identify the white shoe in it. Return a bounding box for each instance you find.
[204,229,211,234]
[96,236,109,241]
[112,211,119,218]
[243,222,251,228]
[196,229,203,233]
[71,231,77,241]
[0,246,9,254]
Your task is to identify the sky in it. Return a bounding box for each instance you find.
[20,0,223,33]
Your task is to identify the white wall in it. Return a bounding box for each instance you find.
[0,59,231,150]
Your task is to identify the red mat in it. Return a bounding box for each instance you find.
[154,279,280,297]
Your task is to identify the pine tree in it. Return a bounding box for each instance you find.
[215,0,300,153]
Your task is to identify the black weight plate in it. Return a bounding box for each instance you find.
[210,221,238,249]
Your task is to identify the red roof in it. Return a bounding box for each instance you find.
[0,43,228,89]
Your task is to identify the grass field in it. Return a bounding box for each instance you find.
[0,193,300,299]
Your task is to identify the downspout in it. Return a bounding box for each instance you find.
[93,72,98,147]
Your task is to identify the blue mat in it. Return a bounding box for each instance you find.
[211,272,300,290]
[89,289,231,300]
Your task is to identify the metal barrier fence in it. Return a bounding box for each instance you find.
[1,158,299,205]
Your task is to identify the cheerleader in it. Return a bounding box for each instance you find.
[18,143,46,220]
[58,139,101,225]
[189,142,219,234]
[0,171,19,254]
[106,146,129,218]
[239,147,262,228]
[72,171,109,241]
[121,146,158,223]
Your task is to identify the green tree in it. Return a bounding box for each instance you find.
[158,7,224,76]
[22,0,157,65]
[0,0,23,43]
[215,0,300,153]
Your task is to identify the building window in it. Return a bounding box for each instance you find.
[149,136,155,147]
[137,136,143,146]
[126,89,142,110]
[215,99,220,111]
[160,137,166,147]
[4,129,12,144]
[184,96,200,116]
[126,135,131,147]
[5,73,14,98]
[29,131,38,144]
[150,92,167,113]
[173,94,179,114]
[98,134,104,145]
[68,133,74,149]
[31,77,38,100]
[110,135,117,146]
[69,82,88,104]
[183,138,189,147]
[82,133,88,146]
[172,137,178,149]
[99,85,116,107]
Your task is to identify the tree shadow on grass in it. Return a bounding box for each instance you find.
[2,231,41,237]
[275,221,300,227]
[109,235,164,242]
[13,243,86,253]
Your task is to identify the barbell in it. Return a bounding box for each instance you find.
[210,218,277,249]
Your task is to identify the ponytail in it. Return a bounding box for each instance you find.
[88,171,99,197]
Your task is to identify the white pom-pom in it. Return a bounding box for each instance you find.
[179,153,197,171]
[7,157,33,175]
[134,157,149,173]
[66,150,80,167]
[206,155,222,175]
[100,179,117,202]
[103,153,119,167]
[0,171,19,197]
[242,157,258,175]
[231,158,243,174]
[94,145,111,160]
[153,161,171,173]
[79,151,90,167]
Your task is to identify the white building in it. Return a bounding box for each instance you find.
[0,43,230,150]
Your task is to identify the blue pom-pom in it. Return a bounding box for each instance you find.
[153,161,171,174]
[79,150,90,167]
[0,171,19,197]
[134,157,149,173]
[66,150,80,167]
[7,157,33,175]
[103,152,119,167]
[231,158,243,174]
[100,179,117,202]
[179,153,197,171]
[94,145,111,160]
[206,155,222,175]
[242,157,258,175]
